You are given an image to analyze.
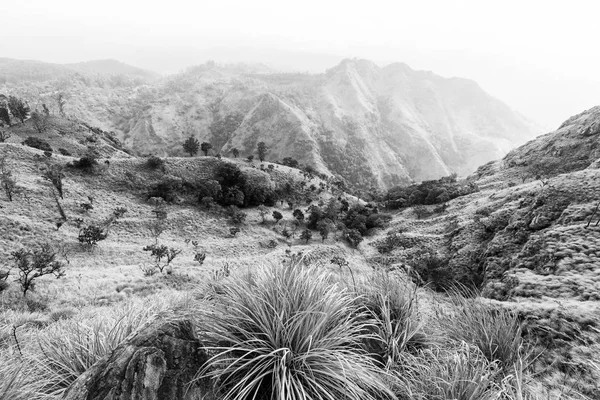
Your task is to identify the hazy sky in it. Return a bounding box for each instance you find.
[1,0,599,128]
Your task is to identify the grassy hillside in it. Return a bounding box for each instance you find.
[1,114,599,399]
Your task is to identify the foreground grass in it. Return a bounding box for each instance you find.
[0,261,593,400]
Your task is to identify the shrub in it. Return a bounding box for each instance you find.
[147,178,181,202]
[300,229,312,243]
[196,263,394,400]
[58,148,71,156]
[228,206,247,225]
[272,210,283,223]
[69,154,98,171]
[292,209,305,223]
[78,225,107,250]
[413,205,430,219]
[411,251,451,290]
[215,162,245,188]
[257,205,269,223]
[229,227,240,237]
[10,243,65,296]
[281,157,299,168]
[22,136,52,152]
[146,155,165,170]
[345,228,363,248]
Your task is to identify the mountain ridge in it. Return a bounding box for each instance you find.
[0,57,543,190]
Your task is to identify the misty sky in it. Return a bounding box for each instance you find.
[1,0,599,129]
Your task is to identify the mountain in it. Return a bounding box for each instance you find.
[0,105,598,397]
[64,59,160,80]
[0,57,158,84]
[0,58,541,190]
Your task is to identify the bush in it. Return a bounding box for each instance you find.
[147,178,182,202]
[228,206,247,225]
[78,225,107,250]
[281,157,299,168]
[58,148,71,156]
[272,210,283,223]
[216,162,245,189]
[22,136,52,152]
[196,263,393,400]
[345,229,363,248]
[69,154,98,171]
[300,229,312,243]
[146,155,165,170]
[385,174,478,209]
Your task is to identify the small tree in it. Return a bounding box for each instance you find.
[201,142,213,156]
[257,205,269,224]
[31,110,49,133]
[318,220,330,242]
[272,210,283,224]
[413,205,429,219]
[183,136,200,156]
[0,156,17,201]
[56,92,67,117]
[7,96,30,124]
[231,148,239,158]
[229,227,240,237]
[247,155,254,162]
[345,229,363,249]
[143,244,182,274]
[11,243,65,296]
[43,165,65,199]
[300,229,312,243]
[78,225,107,250]
[257,141,268,162]
[292,209,305,224]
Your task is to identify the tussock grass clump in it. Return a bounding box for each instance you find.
[353,271,432,369]
[436,289,526,372]
[197,263,394,400]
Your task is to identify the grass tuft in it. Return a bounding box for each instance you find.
[196,262,395,400]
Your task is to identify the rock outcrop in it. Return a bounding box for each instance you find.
[62,319,210,400]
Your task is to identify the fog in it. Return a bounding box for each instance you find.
[1,0,599,129]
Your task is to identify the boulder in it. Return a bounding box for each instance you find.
[62,319,211,400]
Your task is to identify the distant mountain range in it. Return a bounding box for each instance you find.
[0,57,542,189]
